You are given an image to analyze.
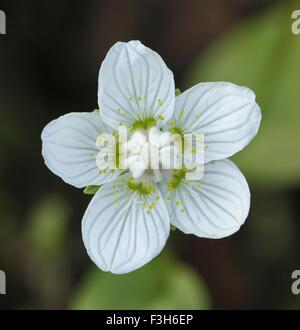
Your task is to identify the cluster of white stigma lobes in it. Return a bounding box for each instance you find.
[94,126,204,183]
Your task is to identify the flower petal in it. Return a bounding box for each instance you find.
[41,111,120,188]
[82,178,170,274]
[158,159,250,238]
[98,40,175,130]
[172,82,262,162]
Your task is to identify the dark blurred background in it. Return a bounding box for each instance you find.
[1,0,300,309]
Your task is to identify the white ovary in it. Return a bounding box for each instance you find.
[95,127,181,182]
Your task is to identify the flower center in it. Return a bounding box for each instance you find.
[120,127,180,183]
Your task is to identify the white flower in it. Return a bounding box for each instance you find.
[41,40,261,274]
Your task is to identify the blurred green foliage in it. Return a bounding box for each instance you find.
[71,252,210,310]
[23,195,71,308]
[25,195,70,258]
[186,1,300,189]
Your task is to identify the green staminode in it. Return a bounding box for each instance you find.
[169,126,185,154]
[132,117,157,131]
[167,169,186,191]
[127,178,155,195]
[169,126,184,137]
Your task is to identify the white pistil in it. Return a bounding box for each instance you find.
[122,127,179,182]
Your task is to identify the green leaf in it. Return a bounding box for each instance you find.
[175,88,181,96]
[170,224,177,232]
[70,251,210,310]
[83,185,100,195]
[185,2,300,188]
